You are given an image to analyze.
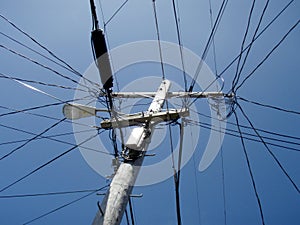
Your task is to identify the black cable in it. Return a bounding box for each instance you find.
[188,107,300,142]
[189,0,228,92]
[23,185,109,225]
[0,188,102,199]
[187,119,300,152]
[233,110,265,225]
[238,96,300,115]
[152,0,166,80]
[128,198,136,225]
[0,118,66,161]
[232,0,270,90]
[0,131,101,193]
[235,19,300,91]
[171,0,187,93]
[0,123,112,155]
[236,103,300,194]
[105,0,129,26]
[0,72,87,92]
[217,0,294,80]
[0,44,97,92]
[232,0,256,90]
[0,31,100,89]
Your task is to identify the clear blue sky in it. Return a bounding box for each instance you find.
[0,0,299,225]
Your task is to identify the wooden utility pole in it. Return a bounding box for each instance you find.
[92,79,173,225]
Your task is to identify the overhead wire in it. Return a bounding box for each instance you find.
[237,96,300,115]
[233,110,265,225]
[0,118,66,161]
[188,0,228,92]
[0,123,113,156]
[0,130,103,193]
[0,44,97,93]
[236,103,300,194]
[231,0,256,90]
[152,0,166,80]
[232,0,270,90]
[235,19,300,91]
[23,185,109,225]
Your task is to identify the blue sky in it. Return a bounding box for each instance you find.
[0,0,299,225]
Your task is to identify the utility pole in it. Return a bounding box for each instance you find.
[63,1,233,224]
[92,79,175,225]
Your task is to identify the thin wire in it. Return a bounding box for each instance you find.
[0,118,66,161]
[235,19,300,91]
[0,123,112,155]
[0,72,87,92]
[0,188,102,198]
[128,198,136,225]
[186,119,300,152]
[171,0,187,93]
[0,14,83,76]
[236,103,300,194]
[23,185,109,225]
[189,0,228,92]
[0,44,97,92]
[232,0,270,90]
[0,131,102,193]
[105,0,129,26]
[237,96,300,115]
[188,107,300,142]
[233,110,265,225]
[232,0,256,90]
[190,0,295,107]
[152,0,166,80]
[0,31,100,88]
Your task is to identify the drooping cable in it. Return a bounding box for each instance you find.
[233,110,265,225]
[152,0,166,80]
[236,103,300,194]
[237,96,300,115]
[23,185,109,225]
[232,0,269,90]
[0,130,103,193]
[171,0,187,93]
[0,118,66,161]
[235,19,300,91]
[188,0,228,92]
[231,0,256,90]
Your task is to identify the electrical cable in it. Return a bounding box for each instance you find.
[0,130,103,193]
[235,19,299,91]
[0,118,66,161]
[152,0,166,80]
[0,123,112,156]
[236,103,300,194]
[233,110,265,225]
[232,0,270,90]
[237,96,300,115]
[23,185,109,225]
[231,0,256,90]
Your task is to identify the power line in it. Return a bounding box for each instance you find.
[0,188,104,199]
[232,0,270,90]
[231,0,256,90]
[217,0,295,79]
[152,0,166,80]
[0,131,102,193]
[237,96,300,115]
[233,110,265,225]
[0,118,66,161]
[23,185,109,225]
[0,123,112,156]
[235,19,300,91]
[236,103,300,194]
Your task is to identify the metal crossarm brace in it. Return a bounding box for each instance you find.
[100,108,189,129]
